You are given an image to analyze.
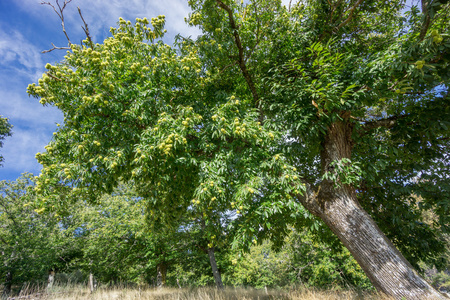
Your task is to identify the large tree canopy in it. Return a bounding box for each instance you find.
[28,0,449,299]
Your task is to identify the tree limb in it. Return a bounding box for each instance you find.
[42,43,71,54]
[215,0,260,107]
[334,0,364,32]
[291,183,322,217]
[78,7,94,49]
[330,0,345,23]
[419,0,432,41]
[360,115,408,134]
[41,1,94,53]
[41,0,73,46]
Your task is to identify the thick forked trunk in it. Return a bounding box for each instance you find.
[207,246,224,289]
[299,120,445,300]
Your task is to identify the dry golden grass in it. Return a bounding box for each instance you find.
[18,285,391,300]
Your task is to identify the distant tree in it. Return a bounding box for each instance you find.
[0,116,12,166]
[225,228,371,289]
[0,174,62,296]
[65,185,153,284]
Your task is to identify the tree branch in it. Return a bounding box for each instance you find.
[292,184,322,217]
[334,0,364,32]
[419,0,432,41]
[78,7,94,49]
[42,43,71,54]
[360,115,408,134]
[41,0,73,46]
[330,0,345,23]
[215,0,260,107]
[41,1,94,53]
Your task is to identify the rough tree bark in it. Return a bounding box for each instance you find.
[200,218,224,289]
[298,119,446,300]
[207,246,224,289]
[89,273,96,293]
[156,262,167,289]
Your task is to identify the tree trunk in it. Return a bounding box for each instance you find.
[298,120,446,300]
[89,273,96,293]
[207,246,224,289]
[2,270,12,298]
[156,262,167,289]
[47,270,55,290]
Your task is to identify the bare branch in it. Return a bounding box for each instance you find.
[41,43,71,54]
[78,7,94,49]
[41,1,93,53]
[41,0,73,46]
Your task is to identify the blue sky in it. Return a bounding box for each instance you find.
[0,0,203,181]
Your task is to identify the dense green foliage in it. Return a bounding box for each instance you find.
[1,180,449,294]
[0,175,63,294]
[224,230,372,289]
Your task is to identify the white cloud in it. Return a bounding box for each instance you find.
[0,29,44,80]
[0,19,63,179]
[0,84,63,177]
[0,87,62,127]
[0,126,50,176]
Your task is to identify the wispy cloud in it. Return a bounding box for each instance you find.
[0,126,52,176]
[0,87,62,127]
[0,29,44,81]
[0,0,199,181]
[0,83,63,179]
[0,24,62,180]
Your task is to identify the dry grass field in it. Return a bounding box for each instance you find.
[8,285,392,300]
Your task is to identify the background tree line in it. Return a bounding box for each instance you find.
[1,176,448,296]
